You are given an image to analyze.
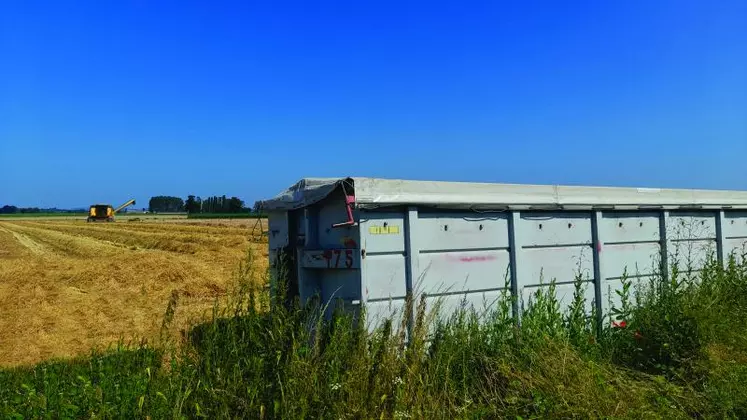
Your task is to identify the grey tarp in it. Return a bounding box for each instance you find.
[258,178,352,211]
[260,177,747,211]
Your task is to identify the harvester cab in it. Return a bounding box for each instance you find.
[86,199,136,222]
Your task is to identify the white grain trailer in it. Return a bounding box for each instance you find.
[260,177,747,329]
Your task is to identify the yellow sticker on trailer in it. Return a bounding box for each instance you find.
[369,225,400,235]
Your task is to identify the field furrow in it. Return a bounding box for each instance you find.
[1,223,124,258]
[0,225,33,259]
[20,223,204,254]
[34,218,262,234]
[28,218,268,244]
[0,225,53,256]
[0,218,268,367]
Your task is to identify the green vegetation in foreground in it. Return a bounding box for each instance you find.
[187,212,265,219]
[2,252,747,419]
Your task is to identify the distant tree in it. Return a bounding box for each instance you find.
[194,195,247,214]
[0,205,18,214]
[228,197,244,213]
[184,195,202,214]
[148,196,184,213]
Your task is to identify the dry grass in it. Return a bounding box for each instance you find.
[0,218,268,367]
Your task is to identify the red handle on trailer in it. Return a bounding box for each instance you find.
[332,195,356,228]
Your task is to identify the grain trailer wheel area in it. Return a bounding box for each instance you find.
[259,177,747,331]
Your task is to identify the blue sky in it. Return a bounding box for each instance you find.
[1,1,745,208]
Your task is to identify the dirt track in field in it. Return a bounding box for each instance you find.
[0,218,268,367]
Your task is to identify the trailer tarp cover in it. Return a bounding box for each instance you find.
[260,177,747,211]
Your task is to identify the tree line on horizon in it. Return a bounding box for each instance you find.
[1,195,258,215]
[0,205,80,214]
[148,195,251,214]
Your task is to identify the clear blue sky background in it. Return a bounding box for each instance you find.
[1,1,745,209]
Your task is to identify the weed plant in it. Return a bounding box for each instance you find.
[2,248,747,419]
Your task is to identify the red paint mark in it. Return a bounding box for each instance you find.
[597,241,602,253]
[446,254,498,263]
[342,237,358,248]
[460,255,496,262]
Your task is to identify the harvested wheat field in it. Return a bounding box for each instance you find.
[0,218,268,367]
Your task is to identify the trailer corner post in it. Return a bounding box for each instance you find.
[404,206,420,339]
[716,210,727,268]
[591,210,605,335]
[507,211,523,323]
[659,211,671,280]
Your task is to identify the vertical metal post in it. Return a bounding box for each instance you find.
[357,209,367,312]
[716,210,727,268]
[404,207,420,337]
[305,207,319,248]
[507,211,522,321]
[591,210,605,334]
[299,207,319,305]
[659,211,671,280]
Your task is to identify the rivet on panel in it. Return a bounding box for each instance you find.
[383,222,388,227]
[568,223,572,229]
[444,225,448,231]
[618,222,623,228]
[539,224,543,230]
[479,224,484,231]
[639,222,643,227]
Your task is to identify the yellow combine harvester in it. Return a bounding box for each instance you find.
[86,199,136,222]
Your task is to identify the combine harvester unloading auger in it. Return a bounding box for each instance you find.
[86,199,136,222]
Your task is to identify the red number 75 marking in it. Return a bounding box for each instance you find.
[326,249,354,268]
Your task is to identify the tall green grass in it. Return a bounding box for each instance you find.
[2,250,747,418]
